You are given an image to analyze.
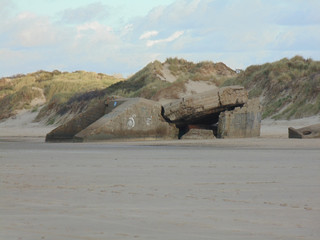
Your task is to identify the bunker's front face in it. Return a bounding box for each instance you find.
[1,141,319,240]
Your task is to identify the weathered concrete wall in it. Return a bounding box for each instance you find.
[162,86,248,123]
[180,129,215,140]
[288,124,320,139]
[74,98,179,142]
[217,98,261,138]
[46,98,126,142]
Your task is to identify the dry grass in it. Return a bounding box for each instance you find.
[222,56,320,119]
[0,70,122,120]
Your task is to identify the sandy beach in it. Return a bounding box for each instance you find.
[0,111,319,240]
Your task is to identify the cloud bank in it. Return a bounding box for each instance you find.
[1,0,320,77]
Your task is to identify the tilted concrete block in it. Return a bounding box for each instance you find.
[288,124,320,138]
[162,86,248,123]
[46,99,126,142]
[218,86,248,106]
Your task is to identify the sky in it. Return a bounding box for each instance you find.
[1,0,320,77]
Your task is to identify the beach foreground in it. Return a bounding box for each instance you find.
[1,138,319,240]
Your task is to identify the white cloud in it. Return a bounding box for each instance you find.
[146,31,184,47]
[132,0,320,67]
[1,0,320,77]
[139,31,159,40]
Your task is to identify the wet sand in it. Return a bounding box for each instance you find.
[1,138,319,240]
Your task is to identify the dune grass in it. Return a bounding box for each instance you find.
[0,70,122,120]
[2,56,318,122]
[166,57,235,86]
[222,56,320,119]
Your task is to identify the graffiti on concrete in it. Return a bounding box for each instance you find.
[127,115,136,129]
[146,116,152,126]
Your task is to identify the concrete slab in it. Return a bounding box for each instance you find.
[289,123,320,138]
[45,98,126,142]
[74,98,179,141]
[162,86,248,123]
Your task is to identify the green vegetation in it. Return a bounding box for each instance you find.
[165,57,235,86]
[47,116,56,125]
[101,58,235,100]
[104,61,170,99]
[0,70,122,120]
[46,58,235,124]
[223,56,320,119]
[0,86,43,118]
[2,56,319,123]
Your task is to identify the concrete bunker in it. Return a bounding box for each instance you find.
[46,86,262,142]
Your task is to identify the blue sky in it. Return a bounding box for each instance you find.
[1,0,320,77]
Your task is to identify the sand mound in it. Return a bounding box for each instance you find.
[0,108,56,137]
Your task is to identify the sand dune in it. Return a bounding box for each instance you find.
[0,109,56,137]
